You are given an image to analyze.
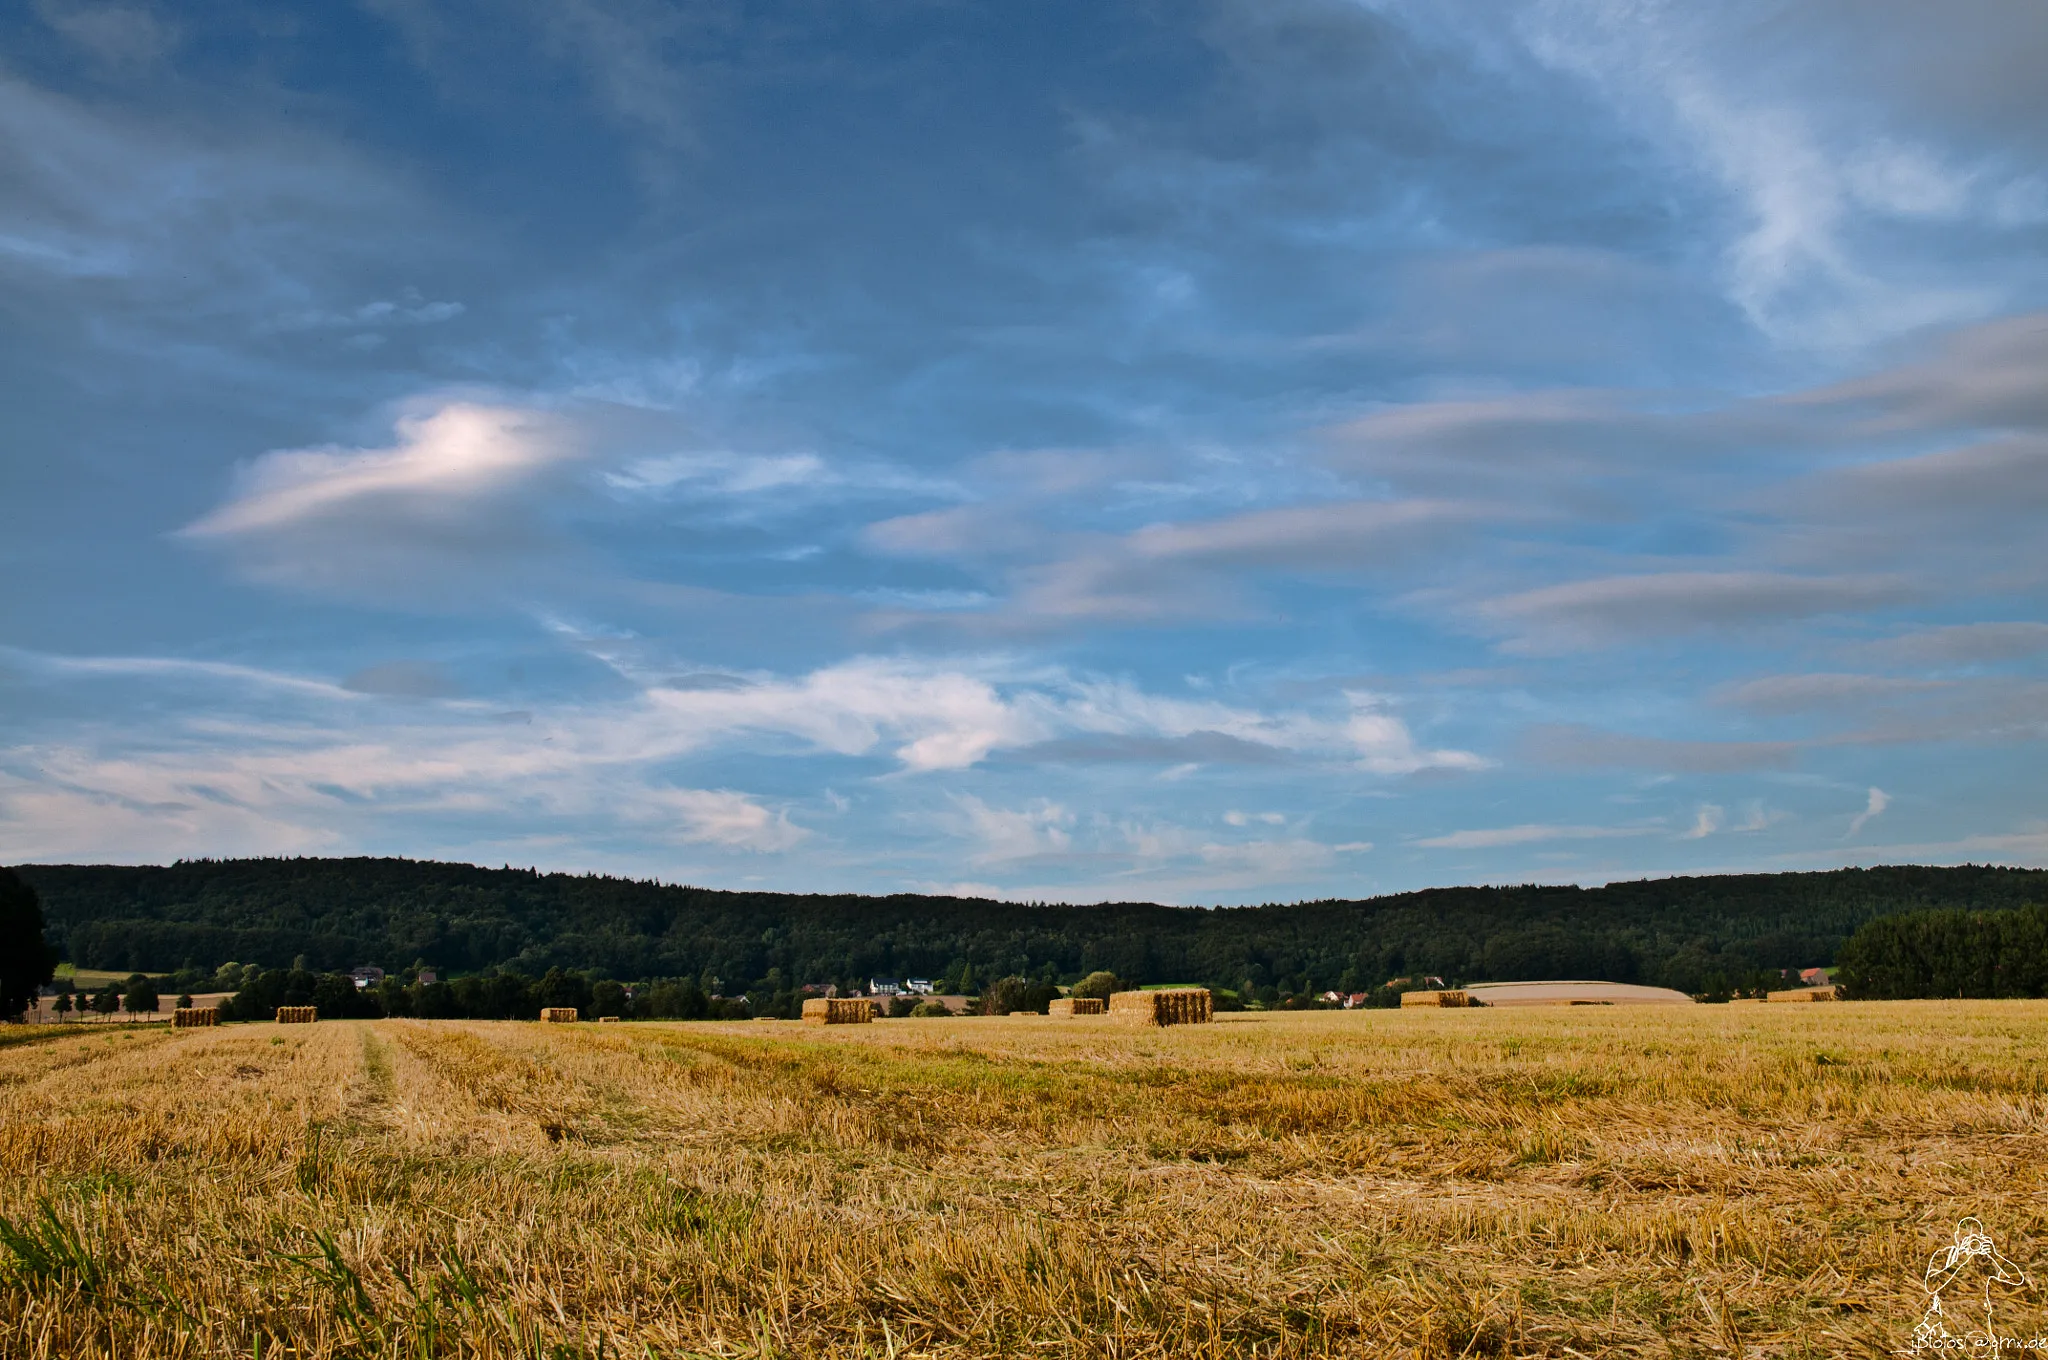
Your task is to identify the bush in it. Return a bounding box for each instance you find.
[911,999,949,1017]
[1070,971,1127,1001]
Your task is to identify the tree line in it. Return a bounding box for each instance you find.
[9,857,2048,1013]
[1836,902,2048,999]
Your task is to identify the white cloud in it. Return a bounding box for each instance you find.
[1683,804,1724,839]
[1416,823,1658,850]
[653,788,807,852]
[186,402,573,538]
[1846,786,1891,838]
[179,401,584,600]
[605,451,828,496]
[952,796,1074,864]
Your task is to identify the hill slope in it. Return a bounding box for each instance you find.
[16,858,2048,995]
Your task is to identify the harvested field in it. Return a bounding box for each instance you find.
[2,1004,2046,1358]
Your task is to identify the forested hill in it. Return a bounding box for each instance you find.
[19,858,2048,996]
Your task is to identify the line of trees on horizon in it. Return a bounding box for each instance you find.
[9,859,2048,1017]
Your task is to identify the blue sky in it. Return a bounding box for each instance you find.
[3,0,2046,902]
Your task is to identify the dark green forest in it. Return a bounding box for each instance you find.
[17,857,2048,1002]
[1835,902,2048,999]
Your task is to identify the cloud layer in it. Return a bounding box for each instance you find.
[3,0,2045,894]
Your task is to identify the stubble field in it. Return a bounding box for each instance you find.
[2,1004,2044,1359]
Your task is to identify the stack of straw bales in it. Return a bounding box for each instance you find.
[540,1007,580,1023]
[1400,990,1475,1008]
[1108,988,1212,1026]
[1767,986,1842,1003]
[275,1006,317,1024]
[802,997,873,1025]
[597,1015,622,1023]
[1047,998,1105,1017]
[173,1007,219,1028]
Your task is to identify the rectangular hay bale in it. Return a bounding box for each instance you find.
[540,1007,580,1023]
[173,1007,220,1028]
[275,1006,317,1024]
[1400,990,1472,1008]
[1107,988,1212,1026]
[1048,998,1105,1017]
[1767,987,1840,1003]
[802,997,874,1026]
[597,1015,622,1023]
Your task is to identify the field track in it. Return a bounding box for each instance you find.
[3,1005,2045,1358]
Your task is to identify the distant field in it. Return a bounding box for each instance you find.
[3,1007,2045,1358]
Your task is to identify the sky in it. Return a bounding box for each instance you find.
[3,0,2046,903]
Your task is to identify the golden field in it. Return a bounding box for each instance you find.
[2,1004,2045,1359]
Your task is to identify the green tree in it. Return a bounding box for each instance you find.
[124,976,160,1014]
[0,867,59,1020]
[1070,970,1127,1001]
[590,979,627,1018]
[92,985,121,1015]
[979,975,1059,1015]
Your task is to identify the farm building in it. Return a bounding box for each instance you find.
[1460,981,1694,1007]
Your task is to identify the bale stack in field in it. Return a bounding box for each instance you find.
[802,998,873,1025]
[597,1015,622,1023]
[275,1006,317,1024]
[173,1007,219,1028]
[1400,990,1474,1008]
[1108,988,1212,1026]
[1048,997,1105,1017]
[540,1007,579,1022]
[1767,986,1842,1003]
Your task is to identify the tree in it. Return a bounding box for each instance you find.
[1070,971,1127,1001]
[92,985,121,1015]
[124,976,160,1014]
[979,975,1059,1015]
[53,990,73,1020]
[0,867,59,1020]
[590,980,627,1018]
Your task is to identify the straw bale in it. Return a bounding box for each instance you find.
[173,1007,219,1028]
[1107,988,1212,1026]
[597,1016,622,1023]
[1400,990,1474,1008]
[540,1007,580,1023]
[802,997,874,1026]
[1767,986,1841,1003]
[1048,998,1104,1017]
[275,1006,317,1024]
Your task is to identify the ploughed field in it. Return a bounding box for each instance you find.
[2,1006,2045,1358]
